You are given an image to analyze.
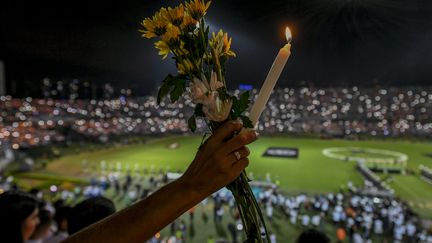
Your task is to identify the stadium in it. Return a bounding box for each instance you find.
[1,0,432,243]
[1,85,432,242]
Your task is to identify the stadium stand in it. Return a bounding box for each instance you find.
[1,86,431,150]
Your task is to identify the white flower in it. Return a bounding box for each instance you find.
[202,92,232,122]
[190,71,223,103]
[189,72,231,122]
[209,71,223,91]
[190,79,208,103]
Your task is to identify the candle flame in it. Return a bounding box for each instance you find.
[285,27,292,43]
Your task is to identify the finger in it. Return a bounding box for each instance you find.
[226,146,250,164]
[205,120,243,151]
[230,158,250,178]
[220,130,257,156]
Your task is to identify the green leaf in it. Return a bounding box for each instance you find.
[238,91,250,111]
[157,75,175,104]
[232,91,250,116]
[157,74,187,104]
[188,115,197,132]
[219,56,227,70]
[217,87,232,101]
[239,115,253,128]
[205,26,210,43]
[170,78,186,103]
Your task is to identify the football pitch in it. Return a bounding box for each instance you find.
[17,136,432,219]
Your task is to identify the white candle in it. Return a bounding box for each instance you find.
[249,27,292,127]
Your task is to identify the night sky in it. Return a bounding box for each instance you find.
[1,0,432,95]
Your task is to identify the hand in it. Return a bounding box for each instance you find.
[179,120,258,198]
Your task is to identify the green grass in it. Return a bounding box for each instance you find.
[14,136,432,214]
[14,172,89,184]
[16,136,432,216]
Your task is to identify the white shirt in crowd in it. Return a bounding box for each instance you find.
[347,217,355,229]
[321,200,329,212]
[270,233,277,243]
[393,225,406,241]
[373,219,383,234]
[266,205,273,218]
[332,205,343,222]
[352,232,363,243]
[290,210,298,225]
[406,222,416,237]
[336,193,343,202]
[302,215,310,226]
[311,215,321,227]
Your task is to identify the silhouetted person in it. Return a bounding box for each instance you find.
[227,222,237,243]
[28,209,54,243]
[44,206,72,243]
[296,228,330,243]
[0,190,40,243]
[67,196,115,235]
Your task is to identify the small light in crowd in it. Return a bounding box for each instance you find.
[236,223,243,231]
[373,197,380,204]
[50,185,58,192]
[12,144,19,150]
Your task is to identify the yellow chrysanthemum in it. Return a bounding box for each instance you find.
[155,40,170,59]
[162,24,181,48]
[209,30,236,58]
[159,7,169,21]
[139,8,169,38]
[165,4,185,27]
[178,42,190,56]
[185,0,211,20]
[154,25,182,59]
[209,30,224,54]
[177,58,195,75]
[181,13,198,32]
[222,32,236,57]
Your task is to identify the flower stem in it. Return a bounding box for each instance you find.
[227,170,270,243]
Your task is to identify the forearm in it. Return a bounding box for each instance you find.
[63,122,256,243]
[64,177,205,243]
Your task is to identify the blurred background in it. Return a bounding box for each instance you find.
[1,0,432,242]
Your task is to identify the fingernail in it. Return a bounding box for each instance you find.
[254,131,260,137]
[248,130,258,141]
[231,119,243,126]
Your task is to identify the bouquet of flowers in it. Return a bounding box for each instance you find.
[140,1,270,242]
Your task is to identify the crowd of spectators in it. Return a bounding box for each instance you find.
[1,85,431,150]
[261,86,432,137]
[257,183,431,243]
[0,95,189,149]
[1,166,431,243]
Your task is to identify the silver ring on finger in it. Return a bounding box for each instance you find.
[234,151,241,161]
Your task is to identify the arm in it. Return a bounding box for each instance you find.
[64,121,257,243]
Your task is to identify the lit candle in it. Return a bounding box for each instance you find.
[249,27,292,127]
